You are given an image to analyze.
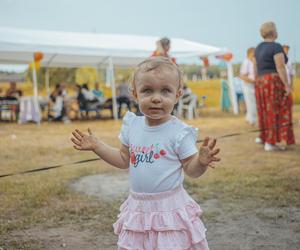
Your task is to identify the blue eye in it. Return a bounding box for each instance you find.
[142,88,152,94]
[162,88,171,94]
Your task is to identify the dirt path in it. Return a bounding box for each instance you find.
[1,173,299,250]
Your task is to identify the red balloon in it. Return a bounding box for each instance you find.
[200,57,210,66]
[34,52,44,61]
[223,53,233,61]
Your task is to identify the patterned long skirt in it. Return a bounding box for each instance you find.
[255,73,295,145]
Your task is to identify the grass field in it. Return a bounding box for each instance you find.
[0,106,299,249]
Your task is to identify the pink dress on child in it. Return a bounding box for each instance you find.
[113,112,209,250]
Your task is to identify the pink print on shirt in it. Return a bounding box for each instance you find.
[129,143,167,168]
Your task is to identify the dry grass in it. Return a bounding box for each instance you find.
[0,106,299,245]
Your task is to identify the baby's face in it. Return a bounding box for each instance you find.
[133,68,181,126]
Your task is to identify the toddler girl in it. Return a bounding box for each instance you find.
[71,57,220,249]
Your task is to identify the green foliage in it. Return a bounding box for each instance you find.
[180,63,242,80]
[26,67,76,88]
[75,67,99,85]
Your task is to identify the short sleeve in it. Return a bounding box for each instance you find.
[174,126,199,160]
[273,43,284,55]
[273,43,288,64]
[118,111,136,146]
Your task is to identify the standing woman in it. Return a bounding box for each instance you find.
[254,21,295,151]
[151,37,176,64]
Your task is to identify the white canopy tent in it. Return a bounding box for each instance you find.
[0,27,237,121]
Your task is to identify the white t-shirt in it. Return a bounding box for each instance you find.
[233,77,244,94]
[119,111,198,193]
[82,88,95,101]
[286,59,295,85]
[240,58,255,81]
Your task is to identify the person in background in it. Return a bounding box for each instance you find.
[47,83,71,123]
[181,83,196,107]
[5,81,22,100]
[254,21,295,151]
[92,82,105,104]
[233,76,245,113]
[116,79,131,118]
[82,83,104,117]
[240,47,257,125]
[220,71,231,112]
[48,83,65,121]
[74,84,85,108]
[151,37,176,64]
[173,83,191,115]
[81,83,97,102]
[1,81,22,121]
[282,45,298,130]
[283,45,295,88]
[175,83,199,119]
[59,82,71,123]
[81,83,116,118]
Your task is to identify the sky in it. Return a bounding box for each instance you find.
[0,0,299,70]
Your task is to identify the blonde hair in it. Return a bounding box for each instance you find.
[247,47,255,56]
[155,40,165,55]
[260,21,277,39]
[132,56,183,90]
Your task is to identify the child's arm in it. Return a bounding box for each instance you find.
[71,128,130,169]
[182,137,220,178]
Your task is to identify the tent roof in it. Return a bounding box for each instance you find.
[0,27,226,68]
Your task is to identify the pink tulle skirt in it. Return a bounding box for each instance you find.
[113,185,209,250]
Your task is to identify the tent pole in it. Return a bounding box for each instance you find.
[109,57,118,120]
[45,68,50,97]
[105,66,110,87]
[226,61,238,114]
[96,67,101,82]
[32,60,41,124]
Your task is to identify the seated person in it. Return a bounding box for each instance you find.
[81,83,102,109]
[74,84,85,112]
[174,83,198,118]
[1,81,22,120]
[92,82,105,104]
[181,83,193,104]
[116,80,131,118]
[90,82,127,118]
[77,83,109,118]
[4,81,22,101]
[48,83,65,121]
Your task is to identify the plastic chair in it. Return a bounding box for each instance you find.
[177,94,198,120]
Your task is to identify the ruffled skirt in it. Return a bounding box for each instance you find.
[113,185,209,250]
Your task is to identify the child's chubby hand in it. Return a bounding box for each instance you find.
[71,128,98,151]
[198,137,221,169]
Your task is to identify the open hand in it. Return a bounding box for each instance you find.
[198,137,221,168]
[71,128,98,151]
